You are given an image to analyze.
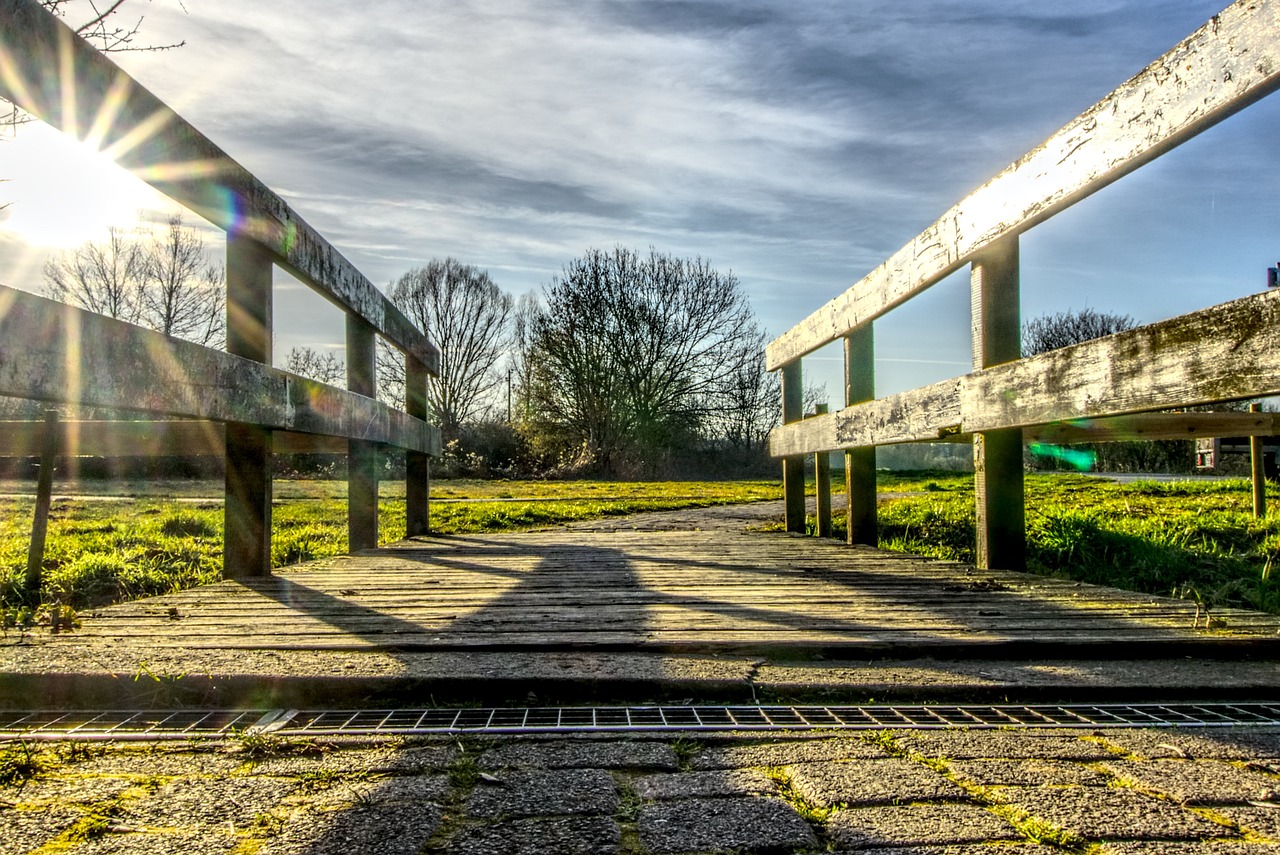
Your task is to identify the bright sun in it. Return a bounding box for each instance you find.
[0,120,174,249]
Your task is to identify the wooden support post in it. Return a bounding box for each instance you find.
[814,404,832,537]
[24,408,58,597]
[781,360,806,533]
[224,233,273,578]
[347,315,379,551]
[405,354,431,537]
[844,325,877,546]
[971,235,1025,571]
[1252,402,1266,520]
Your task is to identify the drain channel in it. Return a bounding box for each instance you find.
[4,703,1280,741]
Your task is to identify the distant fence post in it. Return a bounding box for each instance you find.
[24,408,58,596]
[844,325,877,546]
[347,316,379,551]
[781,360,806,533]
[814,404,832,537]
[405,354,431,537]
[971,235,1025,571]
[224,233,274,578]
[1252,402,1267,519]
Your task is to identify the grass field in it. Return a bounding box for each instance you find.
[5,473,1280,628]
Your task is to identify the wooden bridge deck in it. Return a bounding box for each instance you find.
[13,503,1280,658]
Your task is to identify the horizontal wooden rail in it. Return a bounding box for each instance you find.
[766,0,1280,370]
[0,287,441,455]
[0,421,355,457]
[0,0,439,374]
[770,288,1280,456]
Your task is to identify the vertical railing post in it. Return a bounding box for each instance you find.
[405,354,431,537]
[814,404,832,537]
[25,408,59,596]
[1251,402,1266,520]
[224,232,274,578]
[844,325,877,546]
[347,316,379,551]
[781,360,806,533]
[971,235,1025,571]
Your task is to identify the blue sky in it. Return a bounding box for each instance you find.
[3,0,1277,401]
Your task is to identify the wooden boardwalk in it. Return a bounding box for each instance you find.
[16,503,1280,658]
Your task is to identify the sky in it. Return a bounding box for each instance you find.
[2,0,1278,401]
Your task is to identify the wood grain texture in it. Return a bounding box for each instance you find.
[15,519,1278,656]
[770,290,1280,455]
[0,286,441,454]
[767,0,1280,369]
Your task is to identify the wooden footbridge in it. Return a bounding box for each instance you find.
[4,0,1280,705]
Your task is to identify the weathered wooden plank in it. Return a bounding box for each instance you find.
[963,288,1280,433]
[0,0,439,373]
[0,421,354,456]
[771,289,1280,456]
[1027,412,1280,445]
[766,0,1280,369]
[0,286,440,454]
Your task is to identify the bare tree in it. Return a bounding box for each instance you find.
[137,214,224,347]
[42,226,141,322]
[522,247,759,475]
[42,215,225,347]
[388,259,513,441]
[1022,307,1136,357]
[285,346,346,385]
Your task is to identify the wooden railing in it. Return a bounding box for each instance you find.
[0,0,442,578]
[767,0,1280,569]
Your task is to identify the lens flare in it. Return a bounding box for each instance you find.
[1028,443,1097,471]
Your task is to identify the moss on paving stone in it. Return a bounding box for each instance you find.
[1097,727,1280,761]
[442,816,621,855]
[0,806,83,855]
[637,796,816,854]
[1,773,139,808]
[260,803,444,855]
[784,758,969,809]
[946,758,1110,787]
[689,737,889,770]
[1214,805,1280,840]
[1096,842,1280,854]
[73,830,239,854]
[894,730,1116,761]
[825,803,1024,849]
[244,742,458,777]
[1103,758,1280,805]
[120,775,298,829]
[988,784,1227,842]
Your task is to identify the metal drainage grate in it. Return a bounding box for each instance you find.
[4,703,1280,741]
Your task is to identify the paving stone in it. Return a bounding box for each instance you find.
[825,802,1022,848]
[990,785,1224,841]
[1104,759,1280,805]
[243,743,458,777]
[1215,805,1280,839]
[466,768,618,819]
[786,759,967,808]
[633,769,778,800]
[947,758,1109,787]
[895,730,1114,761]
[1098,728,1280,761]
[691,738,887,770]
[478,740,676,771]
[1,774,139,807]
[260,802,443,855]
[296,773,450,809]
[1097,843,1280,853]
[638,796,816,854]
[75,830,239,854]
[121,775,297,829]
[444,816,621,855]
[0,806,82,855]
[72,747,242,778]
[840,848,1060,855]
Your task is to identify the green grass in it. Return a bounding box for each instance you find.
[826,472,1280,614]
[1,478,781,615]
[10,472,1280,619]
